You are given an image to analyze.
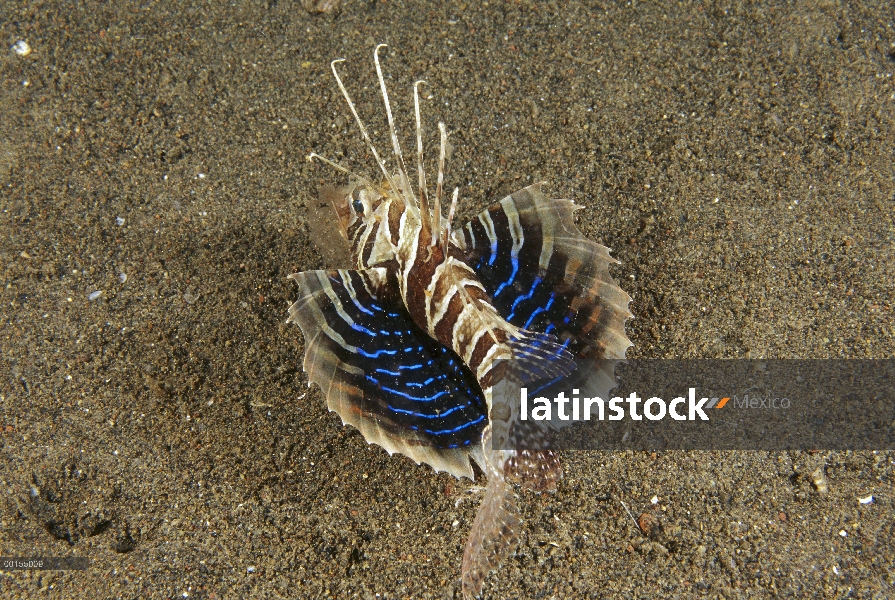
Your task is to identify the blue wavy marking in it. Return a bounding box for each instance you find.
[493,256,520,298]
[357,347,398,358]
[364,376,451,403]
[510,277,542,311]
[488,238,498,266]
[424,413,486,435]
[348,295,375,316]
[528,374,566,397]
[350,322,378,336]
[407,375,445,388]
[525,295,555,328]
[387,401,468,418]
[317,270,488,449]
[364,301,401,318]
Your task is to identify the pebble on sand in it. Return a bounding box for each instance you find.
[13,40,32,56]
[88,290,103,301]
[810,467,829,494]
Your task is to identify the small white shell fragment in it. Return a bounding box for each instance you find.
[116,216,126,226]
[13,40,32,56]
[88,290,103,301]
[118,273,127,283]
[651,495,659,505]
[858,495,874,505]
[838,530,848,537]
[246,566,256,573]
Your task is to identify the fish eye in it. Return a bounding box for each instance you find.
[352,198,364,214]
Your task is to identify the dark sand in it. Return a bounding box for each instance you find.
[2,1,893,597]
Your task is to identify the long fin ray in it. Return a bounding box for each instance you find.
[374,44,416,207]
[330,58,401,194]
[413,80,431,230]
[433,122,447,245]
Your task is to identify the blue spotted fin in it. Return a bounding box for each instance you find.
[453,183,632,405]
[287,267,488,479]
[452,183,633,362]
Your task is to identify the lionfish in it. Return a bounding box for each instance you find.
[288,46,632,597]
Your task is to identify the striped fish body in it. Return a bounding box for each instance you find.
[290,47,633,599]
[341,180,526,412]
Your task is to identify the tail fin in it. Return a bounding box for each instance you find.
[461,475,520,599]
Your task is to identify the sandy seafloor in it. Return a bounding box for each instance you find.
[1,0,894,597]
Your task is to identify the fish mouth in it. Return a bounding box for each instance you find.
[318,182,357,240]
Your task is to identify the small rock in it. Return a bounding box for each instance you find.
[13,40,32,56]
[811,466,829,494]
[638,512,659,537]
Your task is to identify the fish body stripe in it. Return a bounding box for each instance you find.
[387,199,404,246]
[478,212,500,266]
[493,197,525,298]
